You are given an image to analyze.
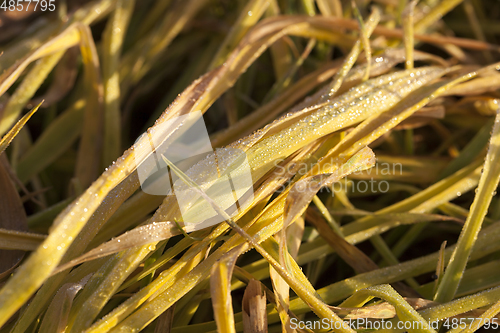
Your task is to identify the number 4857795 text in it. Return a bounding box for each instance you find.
[1,0,56,11]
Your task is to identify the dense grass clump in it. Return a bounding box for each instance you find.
[1,0,500,332]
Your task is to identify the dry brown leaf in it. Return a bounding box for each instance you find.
[154,305,175,333]
[0,156,28,279]
[306,208,379,274]
[50,222,177,275]
[38,274,91,333]
[243,279,268,333]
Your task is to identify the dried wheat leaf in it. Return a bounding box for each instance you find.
[306,208,378,274]
[242,279,268,333]
[0,157,28,279]
[38,274,91,333]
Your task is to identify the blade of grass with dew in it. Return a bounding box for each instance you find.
[212,48,446,147]
[210,246,243,333]
[384,286,500,333]
[96,141,320,329]
[351,0,372,81]
[0,229,45,251]
[101,0,135,167]
[64,244,153,333]
[414,0,465,34]
[417,259,500,299]
[266,2,293,83]
[0,102,42,156]
[208,0,270,70]
[16,99,85,183]
[179,221,500,332]
[339,284,436,333]
[74,23,104,188]
[402,0,418,70]
[104,67,454,330]
[1,91,206,329]
[241,67,444,182]
[0,51,63,136]
[434,106,500,303]
[37,274,91,333]
[235,212,462,292]
[104,154,361,333]
[30,48,79,108]
[87,192,165,248]
[231,222,500,330]
[311,64,499,266]
[152,67,445,231]
[87,145,359,332]
[448,298,500,333]
[51,222,182,275]
[122,0,210,88]
[284,147,376,231]
[0,24,81,98]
